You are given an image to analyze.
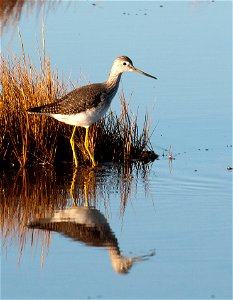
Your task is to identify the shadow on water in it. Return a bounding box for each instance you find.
[1,163,155,274]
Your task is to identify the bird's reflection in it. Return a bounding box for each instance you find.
[27,206,154,274]
[1,163,154,274]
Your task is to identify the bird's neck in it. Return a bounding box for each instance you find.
[107,246,132,274]
[105,70,122,91]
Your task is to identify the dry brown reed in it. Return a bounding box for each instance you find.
[0,51,68,167]
[0,33,157,168]
[0,0,62,35]
[1,0,40,35]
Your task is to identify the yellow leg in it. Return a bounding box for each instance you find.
[70,126,78,168]
[84,127,96,167]
[84,181,89,207]
[70,168,78,206]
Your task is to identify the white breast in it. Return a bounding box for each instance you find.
[51,102,111,128]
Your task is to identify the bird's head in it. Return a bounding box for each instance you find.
[112,56,157,79]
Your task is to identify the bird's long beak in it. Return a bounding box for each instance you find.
[132,66,157,80]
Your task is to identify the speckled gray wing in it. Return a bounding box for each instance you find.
[27,83,108,115]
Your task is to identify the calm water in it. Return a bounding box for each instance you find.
[1,1,232,299]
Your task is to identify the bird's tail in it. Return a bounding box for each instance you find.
[27,106,43,114]
[27,103,54,114]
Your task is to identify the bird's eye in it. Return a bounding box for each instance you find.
[123,62,127,66]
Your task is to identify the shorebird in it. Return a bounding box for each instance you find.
[27,56,157,167]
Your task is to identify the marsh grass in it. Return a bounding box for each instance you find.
[0,34,157,168]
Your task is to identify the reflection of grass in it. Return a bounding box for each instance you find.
[0,168,66,264]
[0,164,151,265]
[0,32,157,168]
